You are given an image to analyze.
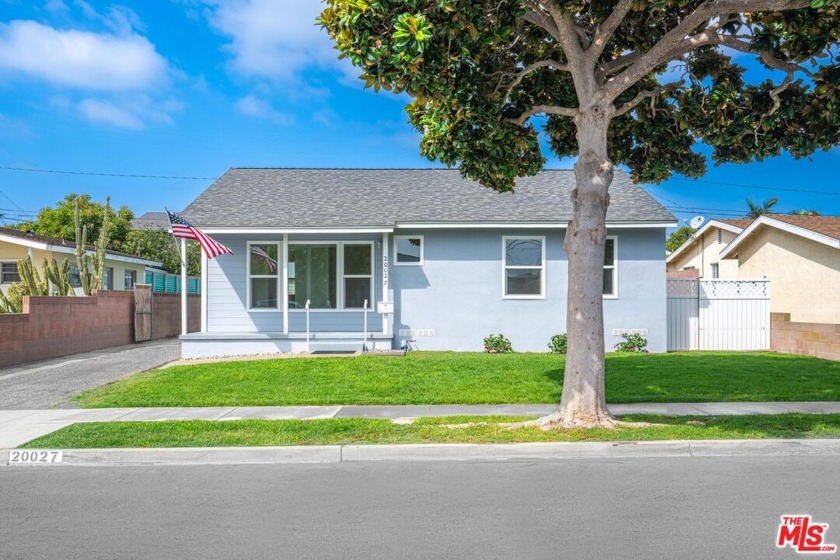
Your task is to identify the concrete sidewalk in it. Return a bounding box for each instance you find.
[1,401,840,448]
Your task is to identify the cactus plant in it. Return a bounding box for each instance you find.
[44,258,74,296]
[74,196,110,296]
[16,256,50,296]
[0,282,25,314]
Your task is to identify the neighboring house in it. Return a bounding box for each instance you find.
[179,168,675,357]
[720,214,840,323]
[131,211,171,230]
[0,227,161,296]
[666,219,751,278]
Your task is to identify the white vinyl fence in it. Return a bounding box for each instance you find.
[667,279,770,351]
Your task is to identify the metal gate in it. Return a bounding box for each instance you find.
[667,279,770,351]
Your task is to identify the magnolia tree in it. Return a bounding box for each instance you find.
[319,0,840,427]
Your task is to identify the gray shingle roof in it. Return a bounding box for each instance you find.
[183,168,675,228]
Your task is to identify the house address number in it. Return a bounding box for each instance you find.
[8,450,63,464]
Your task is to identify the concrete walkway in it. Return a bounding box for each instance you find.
[0,338,181,410]
[1,401,839,448]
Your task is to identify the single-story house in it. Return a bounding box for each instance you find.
[0,227,161,296]
[179,168,675,357]
[719,214,840,323]
[666,218,751,278]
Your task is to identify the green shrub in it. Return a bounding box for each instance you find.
[483,333,513,353]
[547,333,568,354]
[615,333,649,353]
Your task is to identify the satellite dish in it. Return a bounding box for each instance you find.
[689,215,705,230]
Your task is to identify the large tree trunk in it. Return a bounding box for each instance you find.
[537,104,616,428]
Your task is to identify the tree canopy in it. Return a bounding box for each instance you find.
[16,194,134,251]
[320,0,838,191]
[666,225,695,253]
[122,229,201,276]
[320,0,839,426]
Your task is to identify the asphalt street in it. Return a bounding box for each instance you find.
[1,455,837,559]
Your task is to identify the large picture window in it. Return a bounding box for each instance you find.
[249,242,279,309]
[288,244,337,309]
[503,237,544,298]
[603,236,617,298]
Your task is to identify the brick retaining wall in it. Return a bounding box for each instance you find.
[771,313,840,361]
[0,291,200,368]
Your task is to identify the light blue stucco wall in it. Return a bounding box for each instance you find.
[390,228,667,352]
[206,233,383,333]
[204,228,667,352]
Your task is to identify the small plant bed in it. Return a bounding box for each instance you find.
[73,351,840,408]
[20,414,840,449]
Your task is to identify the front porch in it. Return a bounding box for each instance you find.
[180,331,395,359]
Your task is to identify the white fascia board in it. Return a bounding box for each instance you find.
[44,243,161,267]
[395,221,676,229]
[2,234,161,266]
[720,215,840,258]
[0,234,51,251]
[200,227,394,235]
[665,220,744,264]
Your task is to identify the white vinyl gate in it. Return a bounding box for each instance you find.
[667,279,771,351]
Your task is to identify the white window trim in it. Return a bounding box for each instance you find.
[603,235,618,299]
[342,241,375,310]
[393,235,424,266]
[502,236,546,300]
[247,240,282,312]
[0,261,20,284]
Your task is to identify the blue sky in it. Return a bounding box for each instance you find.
[0,0,838,230]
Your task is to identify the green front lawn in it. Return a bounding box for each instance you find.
[73,351,840,408]
[20,414,840,449]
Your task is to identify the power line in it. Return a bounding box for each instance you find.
[0,190,27,212]
[667,177,840,197]
[0,166,217,181]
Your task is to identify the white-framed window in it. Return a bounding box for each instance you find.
[0,261,20,284]
[102,267,114,290]
[603,236,618,298]
[502,236,545,299]
[343,242,373,309]
[124,269,137,289]
[248,241,280,310]
[394,235,424,265]
[710,262,720,279]
[287,242,375,310]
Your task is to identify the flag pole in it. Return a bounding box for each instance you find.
[181,237,188,336]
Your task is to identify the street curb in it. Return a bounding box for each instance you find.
[3,439,840,467]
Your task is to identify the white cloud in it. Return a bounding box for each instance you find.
[77,95,183,129]
[201,0,338,83]
[78,98,143,128]
[0,20,169,91]
[235,94,293,124]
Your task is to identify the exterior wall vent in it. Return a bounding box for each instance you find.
[398,329,436,337]
[611,329,649,336]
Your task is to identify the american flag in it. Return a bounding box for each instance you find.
[167,210,233,260]
[250,245,277,272]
